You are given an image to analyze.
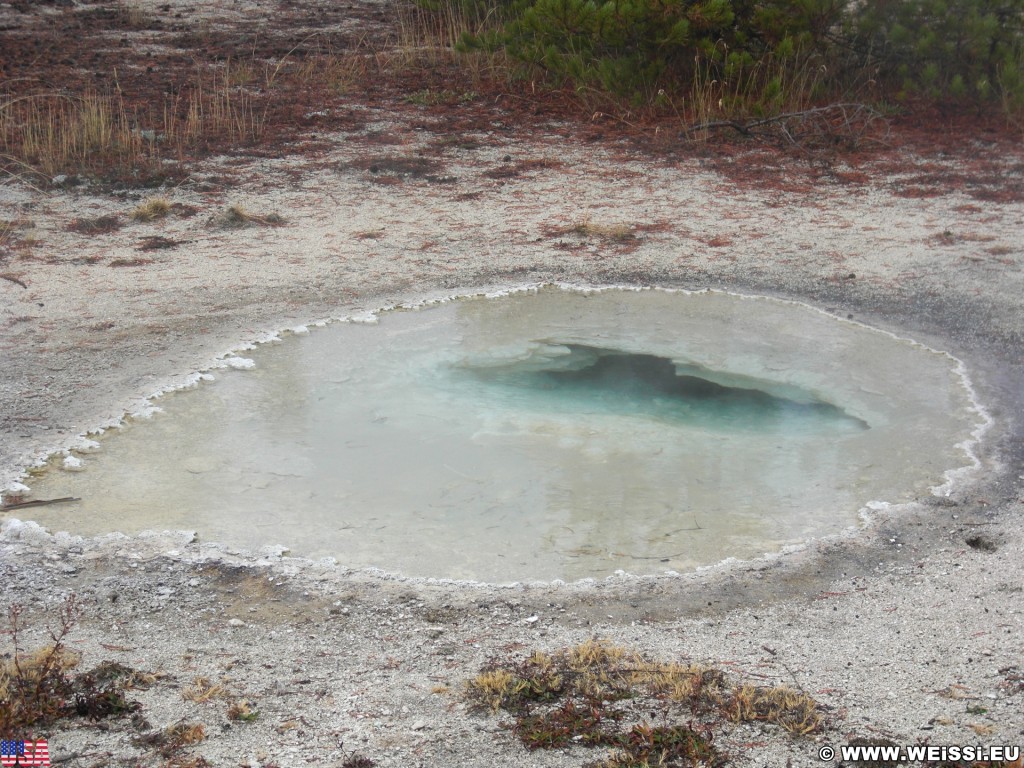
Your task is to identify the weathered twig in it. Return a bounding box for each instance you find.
[1,496,80,511]
[51,752,89,765]
[0,273,28,288]
[682,102,890,150]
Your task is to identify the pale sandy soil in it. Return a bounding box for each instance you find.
[2,96,1023,766]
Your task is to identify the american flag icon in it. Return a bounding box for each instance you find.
[0,739,50,767]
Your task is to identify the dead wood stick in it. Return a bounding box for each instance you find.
[1,496,80,511]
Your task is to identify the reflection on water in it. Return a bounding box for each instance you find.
[22,287,979,582]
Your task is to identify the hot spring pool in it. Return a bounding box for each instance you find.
[18,286,986,582]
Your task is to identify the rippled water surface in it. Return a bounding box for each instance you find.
[24,287,982,581]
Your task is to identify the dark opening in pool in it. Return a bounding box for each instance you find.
[462,344,867,433]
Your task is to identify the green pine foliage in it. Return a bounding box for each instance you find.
[414,0,1024,116]
[457,0,841,102]
[848,0,1024,107]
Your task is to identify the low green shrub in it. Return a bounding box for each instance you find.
[455,0,842,106]
[847,0,1024,108]
[412,0,1024,119]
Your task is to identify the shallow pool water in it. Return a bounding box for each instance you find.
[23,287,983,581]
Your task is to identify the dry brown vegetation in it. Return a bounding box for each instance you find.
[211,204,286,229]
[130,196,172,222]
[0,595,146,731]
[0,0,1020,198]
[467,640,823,766]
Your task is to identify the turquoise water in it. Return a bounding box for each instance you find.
[23,287,981,582]
[459,343,868,433]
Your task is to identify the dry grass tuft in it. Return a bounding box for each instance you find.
[67,214,123,235]
[183,676,229,703]
[468,640,823,765]
[545,217,637,243]
[130,196,172,221]
[0,217,34,250]
[1,595,145,731]
[0,644,81,730]
[0,218,15,249]
[212,204,286,228]
[635,658,727,703]
[0,598,82,732]
[724,683,822,735]
[354,228,386,240]
[226,698,259,722]
[149,720,206,744]
[467,668,531,712]
[569,219,636,242]
[151,720,207,756]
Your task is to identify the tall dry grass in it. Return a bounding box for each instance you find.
[172,63,265,145]
[394,0,513,86]
[0,92,150,178]
[0,63,266,182]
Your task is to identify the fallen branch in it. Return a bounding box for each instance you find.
[0,273,28,288]
[682,102,890,150]
[1,496,80,511]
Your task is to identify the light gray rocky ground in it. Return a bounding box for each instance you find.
[1,116,1022,766]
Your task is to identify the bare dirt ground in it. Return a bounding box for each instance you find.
[2,0,1024,766]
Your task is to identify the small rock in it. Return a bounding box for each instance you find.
[228,618,246,628]
[525,615,539,624]
[411,720,426,731]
